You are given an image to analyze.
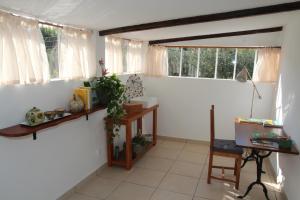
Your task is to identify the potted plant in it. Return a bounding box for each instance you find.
[94,74,126,141]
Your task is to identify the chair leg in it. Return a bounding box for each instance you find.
[235,156,242,190]
[234,159,237,175]
[207,152,213,184]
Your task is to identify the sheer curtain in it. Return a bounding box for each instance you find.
[105,36,123,74]
[59,27,96,80]
[253,48,281,82]
[144,45,168,77]
[0,11,50,85]
[127,40,147,73]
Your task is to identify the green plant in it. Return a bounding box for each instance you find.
[93,74,126,140]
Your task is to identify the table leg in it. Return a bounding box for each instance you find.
[137,117,142,133]
[241,149,266,174]
[125,123,132,170]
[152,108,157,145]
[106,121,113,167]
[238,150,272,200]
[241,149,255,168]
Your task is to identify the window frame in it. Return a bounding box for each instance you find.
[167,46,257,80]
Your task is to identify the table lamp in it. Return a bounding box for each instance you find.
[236,66,262,118]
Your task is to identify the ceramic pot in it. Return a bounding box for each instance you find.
[25,107,45,126]
[69,94,84,113]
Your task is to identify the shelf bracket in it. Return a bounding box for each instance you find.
[33,132,37,140]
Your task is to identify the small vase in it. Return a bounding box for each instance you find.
[114,146,120,160]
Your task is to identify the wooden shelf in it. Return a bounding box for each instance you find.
[0,106,106,140]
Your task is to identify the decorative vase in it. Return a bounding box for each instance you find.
[114,146,120,160]
[25,107,45,126]
[69,94,84,113]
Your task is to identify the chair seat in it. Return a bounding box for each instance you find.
[213,139,243,154]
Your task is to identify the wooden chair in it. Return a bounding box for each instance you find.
[207,105,243,189]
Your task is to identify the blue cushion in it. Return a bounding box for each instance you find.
[213,139,243,154]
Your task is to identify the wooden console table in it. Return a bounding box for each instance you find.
[105,104,158,170]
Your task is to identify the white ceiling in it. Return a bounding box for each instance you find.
[0,0,299,46]
[0,0,297,30]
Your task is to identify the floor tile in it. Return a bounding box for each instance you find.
[135,156,174,172]
[125,168,166,187]
[66,193,99,200]
[106,182,155,200]
[147,146,181,160]
[192,197,210,200]
[211,155,236,167]
[195,180,240,200]
[160,140,186,150]
[238,184,277,200]
[170,161,204,178]
[97,166,133,181]
[183,143,209,154]
[159,173,198,195]
[178,150,207,164]
[195,180,276,200]
[150,189,193,200]
[76,176,120,199]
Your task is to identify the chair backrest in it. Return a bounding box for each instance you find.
[210,105,215,149]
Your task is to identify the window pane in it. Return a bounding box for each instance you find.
[181,48,198,77]
[168,48,181,76]
[40,26,59,79]
[199,48,216,78]
[217,48,236,79]
[236,49,256,79]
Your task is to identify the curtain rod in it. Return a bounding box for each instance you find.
[0,9,85,31]
[161,45,281,49]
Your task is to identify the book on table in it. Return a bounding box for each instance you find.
[238,118,283,128]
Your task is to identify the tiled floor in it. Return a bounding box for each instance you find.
[68,139,285,200]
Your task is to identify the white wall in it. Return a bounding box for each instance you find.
[143,77,274,141]
[0,80,108,200]
[0,33,109,200]
[269,20,300,200]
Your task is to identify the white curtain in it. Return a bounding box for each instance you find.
[105,36,123,74]
[253,48,281,82]
[0,11,50,85]
[127,40,147,73]
[144,45,168,77]
[59,27,96,80]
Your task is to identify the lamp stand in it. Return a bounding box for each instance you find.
[250,87,255,118]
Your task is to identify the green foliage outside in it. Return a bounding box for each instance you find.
[199,48,216,78]
[40,27,59,79]
[236,49,256,78]
[168,48,181,76]
[181,48,198,77]
[217,48,235,79]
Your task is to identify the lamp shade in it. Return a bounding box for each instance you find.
[236,66,248,82]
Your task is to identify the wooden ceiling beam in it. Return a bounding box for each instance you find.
[148,27,283,45]
[99,1,300,36]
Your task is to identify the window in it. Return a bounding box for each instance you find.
[167,47,257,80]
[217,48,236,79]
[168,48,181,76]
[198,48,216,78]
[40,25,59,79]
[181,48,198,77]
[236,49,256,79]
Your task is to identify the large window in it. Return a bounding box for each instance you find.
[40,25,59,79]
[168,47,257,80]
